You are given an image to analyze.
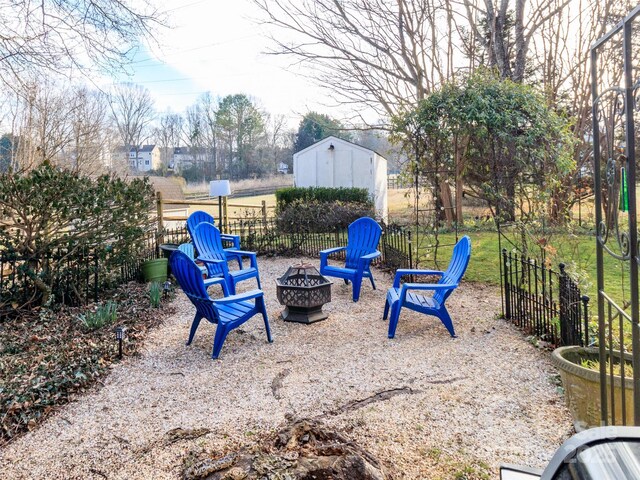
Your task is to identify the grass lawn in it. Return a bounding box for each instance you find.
[412,230,629,307]
[191,190,630,309]
[182,194,277,225]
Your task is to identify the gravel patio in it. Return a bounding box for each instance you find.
[0,257,573,479]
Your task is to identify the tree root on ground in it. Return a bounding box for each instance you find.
[182,419,386,480]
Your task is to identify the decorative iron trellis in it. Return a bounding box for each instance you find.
[592,5,640,426]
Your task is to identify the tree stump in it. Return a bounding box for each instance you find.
[183,419,386,480]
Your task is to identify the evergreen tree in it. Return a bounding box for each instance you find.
[293,112,350,153]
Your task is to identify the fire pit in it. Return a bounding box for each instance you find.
[276,263,332,324]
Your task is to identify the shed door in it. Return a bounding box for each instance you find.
[334,149,353,187]
[353,156,373,190]
[316,150,333,186]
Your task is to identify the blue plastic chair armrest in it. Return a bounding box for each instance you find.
[393,269,445,287]
[212,289,264,304]
[320,246,346,269]
[401,282,459,292]
[320,246,346,256]
[221,233,240,240]
[204,276,226,285]
[357,251,381,269]
[231,250,257,257]
[360,250,381,261]
[197,256,226,265]
[221,234,241,249]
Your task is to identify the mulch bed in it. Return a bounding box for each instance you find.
[0,282,175,445]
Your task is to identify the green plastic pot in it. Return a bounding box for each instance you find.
[141,258,168,283]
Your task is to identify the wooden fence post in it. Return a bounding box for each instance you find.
[261,200,267,229]
[502,249,511,319]
[223,197,229,233]
[156,191,164,245]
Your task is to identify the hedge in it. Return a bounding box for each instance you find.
[275,200,376,233]
[275,187,371,210]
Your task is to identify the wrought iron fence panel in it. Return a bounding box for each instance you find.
[1,219,411,319]
[501,249,588,347]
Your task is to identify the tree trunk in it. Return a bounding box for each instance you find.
[455,144,465,225]
[440,180,454,228]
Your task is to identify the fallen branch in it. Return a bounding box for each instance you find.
[322,387,420,417]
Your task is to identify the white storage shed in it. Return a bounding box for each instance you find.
[293,136,388,220]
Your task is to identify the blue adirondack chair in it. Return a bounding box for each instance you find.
[192,222,261,295]
[170,250,272,359]
[187,210,242,268]
[178,243,229,294]
[320,217,382,302]
[383,236,471,338]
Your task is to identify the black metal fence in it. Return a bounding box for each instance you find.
[166,219,412,271]
[0,233,158,319]
[501,249,589,347]
[2,220,412,318]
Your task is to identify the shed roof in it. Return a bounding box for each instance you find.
[293,135,387,160]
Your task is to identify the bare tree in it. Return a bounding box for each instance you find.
[253,0,592,118]
[460,0,574,83]
[4,81,75,170]
[197,93,221,178]
[108,83,155,171]
[155,111,184,169]
[182,103,208,180]
[0,0,162,88]
[265,113,289,171]
[253,0,464,121]
[67,87,114,173]
[0,82,118,174]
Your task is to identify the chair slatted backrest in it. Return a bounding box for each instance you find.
[187,210,216,239]
[170,250,218,322]
[433,236,471,305]
[192,222,226,277]
[178,243,196,260]
[345,217,382,269]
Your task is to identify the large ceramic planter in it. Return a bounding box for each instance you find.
[552,346,633,430]
[141,258,168,283]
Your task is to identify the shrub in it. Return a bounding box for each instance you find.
[275,199,376,233]
[275,187,371,210]
[0,163,155,312]
[77,301,118,330]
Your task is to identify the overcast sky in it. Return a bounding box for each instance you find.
[113,0,333,128]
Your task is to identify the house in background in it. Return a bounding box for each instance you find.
[293,136,388,220]
[170,147,195,171]
[129,145,161,172]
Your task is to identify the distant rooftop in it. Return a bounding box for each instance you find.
[129,144,156,153]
